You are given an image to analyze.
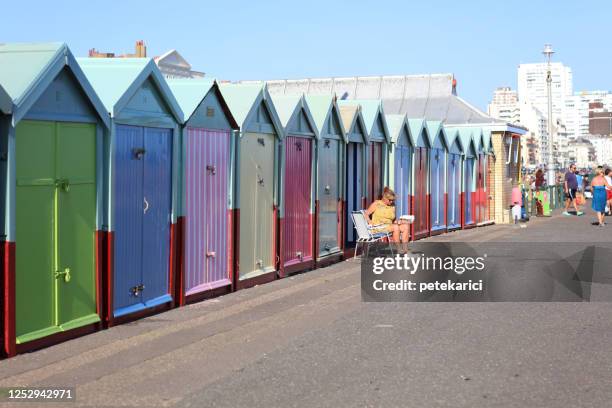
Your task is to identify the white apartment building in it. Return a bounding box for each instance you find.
[518,101,547,168]
[590,136,612,166]
[517,62,573,121]
[564,91,612,139]
[568,141,595,169]
[487,87,520,124]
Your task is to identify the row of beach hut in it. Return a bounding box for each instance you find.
[0,43,496,356]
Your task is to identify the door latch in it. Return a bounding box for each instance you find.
[206,165,217,175]
[130,284,145,297]
[144,197,149,214]
[256,259,264,269]
[323,243,331,251]
[257,175,264,186]
[325,185,331,194]
[55,267,71,283]
[132,148,146,160]
[296,251,303,260]
[55,178,70,192]
[257,138,265,146]
[206,251,216,258]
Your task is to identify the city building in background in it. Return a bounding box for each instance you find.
[153,49,205,79]
[487,87,520,124]
[88,40,147,58]
[88,40,205,79]
[517,62,573,123]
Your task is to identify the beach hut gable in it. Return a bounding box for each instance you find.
[119,77,175,121]
[287,108,316,136]
[26,68,98,122]
[0,84,11,114]
[325,108,345,140]
[185,87,233,129]
[449,132,463,155]
[0,43,109,128]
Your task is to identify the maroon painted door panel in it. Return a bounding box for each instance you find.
[283,136,313,267]
[413,147,429,237]
[367,142,384,203]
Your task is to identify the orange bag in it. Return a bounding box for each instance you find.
[576,192,585,205]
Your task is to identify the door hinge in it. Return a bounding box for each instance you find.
[55,267,71,283]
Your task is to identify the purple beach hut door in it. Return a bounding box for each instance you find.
[185,128,230,294]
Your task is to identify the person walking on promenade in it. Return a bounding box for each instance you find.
[605,168,612,216]
[590,166,612,227]
[563,163,583,216]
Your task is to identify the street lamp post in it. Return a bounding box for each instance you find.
[543,44,556,186]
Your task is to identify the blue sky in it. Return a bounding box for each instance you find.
[2,0,611,110]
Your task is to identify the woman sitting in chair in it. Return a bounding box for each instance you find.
[364,187,410,248]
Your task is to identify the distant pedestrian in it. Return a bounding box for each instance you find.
[563,163,583,216]
[590,166,612,227]
[605,168,612,216]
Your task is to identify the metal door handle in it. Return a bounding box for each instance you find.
[55,179,70,192]
[206,251,216,258]
[144,197,149,214]
[130,284,145,297]
[206,165,217,175]
[257,176,264,186]
[55,267,71,283]
[325,185,331,194]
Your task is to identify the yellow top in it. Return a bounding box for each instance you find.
[371,200,395,232]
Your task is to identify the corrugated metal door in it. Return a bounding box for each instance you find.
[368,142,383,203]
[113,125,172,314]
[284,136,312,266]
[346,142,363,244]
[487,155,494,222]
[184,128,230,294]
[113,125,144,312]
[475,154,484,224]
[430,148,445,231]
[465,158,474,225]
[239,132,275,279]
[413,147,428,237]
[142,127,172,303]
[15,120,98,344]
[55,123,97,329]
[318,138,341,257]
[15,121,57,342]
[394,145,411,218]
[447,154,461,228]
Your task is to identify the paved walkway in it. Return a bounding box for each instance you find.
[1,209,611,407]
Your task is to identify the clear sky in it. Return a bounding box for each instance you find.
[2,0,611,110]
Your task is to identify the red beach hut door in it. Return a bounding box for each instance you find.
[283,136,313,267]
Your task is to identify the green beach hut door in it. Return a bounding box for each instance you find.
[15,121,98,344]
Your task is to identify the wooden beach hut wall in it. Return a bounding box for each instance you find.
[458,129,478,228]
[166,79,239,305]
[427,121,448,234]
[408,119,430,240]
[337,102,368,251]
[219,83,284,289]
[482,129,495,225]
[339,100,391,204]
[0,43,110,356]
[474,128,487,226]
[444,127,464,231]
[78,58,183,325]
[386,114,413,223]
[305,95,347,267]
[271,94,318,276]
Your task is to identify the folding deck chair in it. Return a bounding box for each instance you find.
[350,210,394,259]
